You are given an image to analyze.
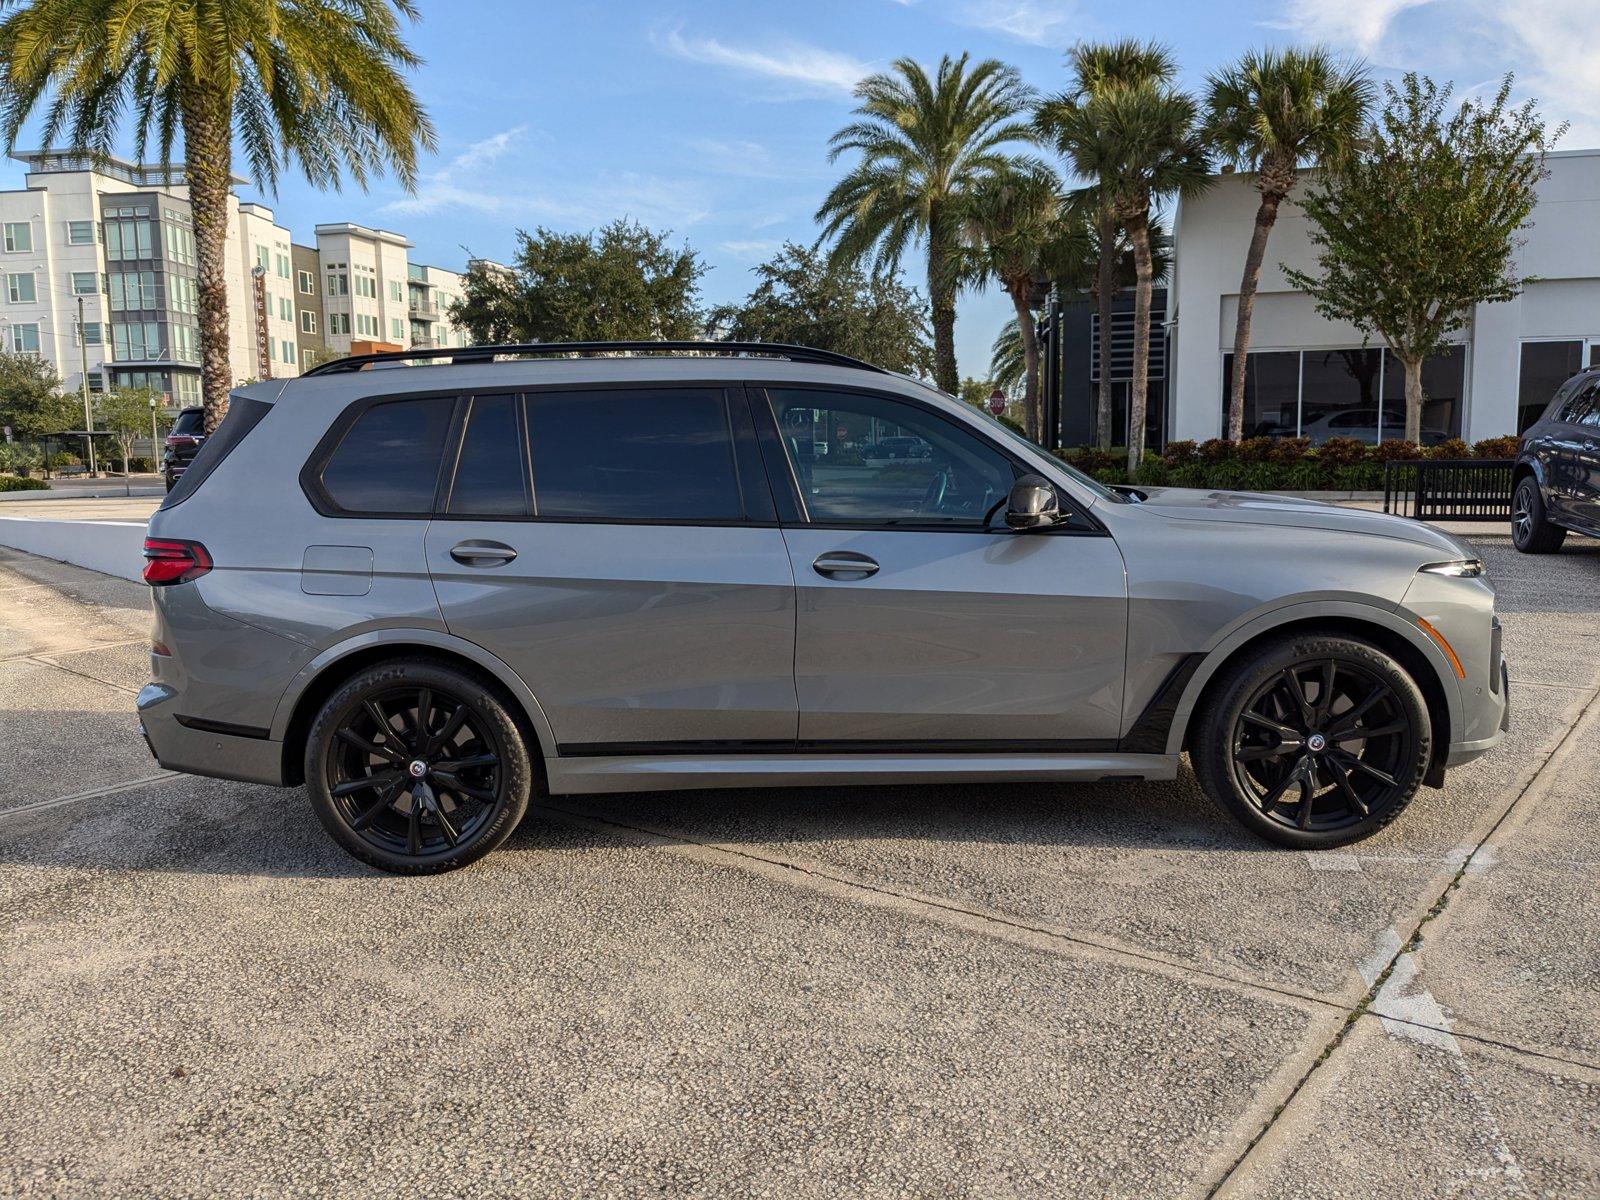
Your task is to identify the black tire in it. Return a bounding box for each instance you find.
[164,472,175,492]
[1511,476,1565,554]
[306,658,533,874]
[1191,633,1432,849]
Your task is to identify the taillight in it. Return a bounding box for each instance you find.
[142,538,212,586]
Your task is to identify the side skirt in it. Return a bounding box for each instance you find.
[545,751,1179,796]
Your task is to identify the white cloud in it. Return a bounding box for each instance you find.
[719,239,784,258]
[953,0,1078,47]
[1279,0,1440,55]
[384,126,530,216]
[654,28,869,96]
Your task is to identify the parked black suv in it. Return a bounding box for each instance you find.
[1512,367,1600,553]
[162,406,205,492]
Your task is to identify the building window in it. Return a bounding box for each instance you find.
[1381,345,1465,443]
[279,296,292,321]
[163,220,195,266]
[1224,347,1463,444]
[328,312,350,335]
[276,253,291,279]
[281,339,295,364]
[1517,340,1585,433]
[79,321,102,346]
[66,220,96,245]
[302,348,316,369]
[168,275,198,315]
[390,317,404,340]
[297,270,314,295]
[172,324,199,363]
[108,270,158,311]
[111,321,162,361]
[327,272,348,297]
[389,280,403,302]
[174,374,201,404]
[69,270,98,296]
[11,323,41,353]
[353,274,376,299]
[6,272,37,303]
[256,246,270,271]
[300,309,317,334]
[105,219,155,260]
[3,222,32,252]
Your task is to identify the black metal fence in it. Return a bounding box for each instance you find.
[1382,458,1515,522]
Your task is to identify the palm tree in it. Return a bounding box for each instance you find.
[0,0,435,432]
[1038,41,1175,449]
[817,53,1034,394]
[956,162,1091,440]
[989,318,1025,395]
[1048,80,1209,470]
[1206,48,1372,441]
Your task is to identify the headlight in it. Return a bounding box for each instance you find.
[1420,559,1484,577]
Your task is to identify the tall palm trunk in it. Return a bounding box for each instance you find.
[1007,280,1040,441]
[1093,212,1116,450]
[926,210,960,394]
[1124,208,1156,473]
[182,83,235,435]
[1226,175,1291,441]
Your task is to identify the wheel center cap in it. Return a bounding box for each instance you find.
[407,759,428,778]
[1307,733,1327,753]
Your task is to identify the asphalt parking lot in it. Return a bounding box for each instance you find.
[1,527,1597,1197]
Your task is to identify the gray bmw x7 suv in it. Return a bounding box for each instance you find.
[137,342,1509,874]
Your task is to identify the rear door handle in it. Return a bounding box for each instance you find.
[812,551,879,579]
[450,539,518,567]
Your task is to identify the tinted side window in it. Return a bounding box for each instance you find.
[768,388,1016,526]
[448,394,528,516]
[1558,378,1599,425]
[527,389,743,521]
[321,397,453,514]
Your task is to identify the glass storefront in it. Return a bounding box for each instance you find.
[1517,341,1585,432]
[1225,345,1465,445]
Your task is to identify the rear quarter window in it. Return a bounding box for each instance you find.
[317,396,454,515]
[157,397,271,509]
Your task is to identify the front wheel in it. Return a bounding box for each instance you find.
[1512,477,1565,554]
[1191,634,1432,849]
[306,659,532,874]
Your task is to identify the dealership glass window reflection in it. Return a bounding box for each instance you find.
[1517,341,1585,432]
[1226,346,1464,444]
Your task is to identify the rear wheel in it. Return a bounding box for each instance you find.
[1512,477,1565,553]
[1192,634,1431,849]
[306,659,532,874]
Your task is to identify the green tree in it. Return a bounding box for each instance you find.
[817,53,1035,394]
[450,221,706,344]
[0,349,72,441]
[93,386,161,474]
[1286,74,1557,442]
[709,242,932,376]
[1038,41,1176,449]
[956,162,1089,441]
[1206,48,1372,441]
[988,321,1024,395]
[0,0,435,433]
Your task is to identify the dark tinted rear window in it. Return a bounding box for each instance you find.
[448,394,527,516]
[527,389,742,521]
[171,409,204,436]
[321,397,453,514]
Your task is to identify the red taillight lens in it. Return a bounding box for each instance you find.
[142,538,212,586]
[164,435,198,449]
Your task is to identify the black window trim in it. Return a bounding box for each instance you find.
[301,379,779,527]
[750,381,1107,537]
[442,392,532,519]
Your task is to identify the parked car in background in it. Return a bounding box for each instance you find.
[1271,408,1450,446]
[162,407,206,492]
[137,342,1507,875]
[862,435,933,460]
[1512,366,1600,553]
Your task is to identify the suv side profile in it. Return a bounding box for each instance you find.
[137,343,1508,874]
[1512,366,1600,553]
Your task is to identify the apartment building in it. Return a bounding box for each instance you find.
[0,151,481,412]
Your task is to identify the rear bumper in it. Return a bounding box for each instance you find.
[137,682,287,786]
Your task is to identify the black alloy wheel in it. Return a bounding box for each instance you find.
[1511,477,1565,554]
[1193,634,1431,849]
[307,660,532,874]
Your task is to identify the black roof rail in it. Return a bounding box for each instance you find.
[300,340,891,378]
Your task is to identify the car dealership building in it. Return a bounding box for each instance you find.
[1042,147,1600,449]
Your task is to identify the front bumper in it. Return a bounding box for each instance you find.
[1445,656,1510,768]
[137,682,287,786]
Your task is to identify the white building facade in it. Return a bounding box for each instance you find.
[0,152,479,415]
[1168,147,1600,445]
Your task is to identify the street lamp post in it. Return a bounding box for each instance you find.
[77,295,97,476]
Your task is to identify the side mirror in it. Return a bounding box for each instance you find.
[1005,474,1062,530]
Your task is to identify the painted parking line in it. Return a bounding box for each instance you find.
[0,771,176,824]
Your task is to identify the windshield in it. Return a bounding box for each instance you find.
[961,403,1123,503]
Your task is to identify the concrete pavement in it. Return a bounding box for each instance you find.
[0,533,1596,1197]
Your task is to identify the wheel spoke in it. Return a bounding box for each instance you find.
[1254,768,1300,813]
[1316,660,1337,724]
[351,780,404,831]
[363,699,407,753]
[1324,755,1369,817]
[333,770,400,798]
[1237,742,1298,762]
[1297,775,1316,829]
[406,796,422,855]
[1326,685,1389,738]
[337,728,405,765]
[438,779,497,803]
[413,688,433,748]
[424,705,470,757]
[1243,711,1300,739]
[1281,668,1313,723]
[434,753,499,772]
[433,803,461,848]
[1333,720,1406,743]
[1333,750,1398,788]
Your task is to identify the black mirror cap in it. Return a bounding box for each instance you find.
[1005,473,1061,530]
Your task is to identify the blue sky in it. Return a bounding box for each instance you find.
[4,0,1593,376]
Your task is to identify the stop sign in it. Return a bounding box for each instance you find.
[987,389,1006,416]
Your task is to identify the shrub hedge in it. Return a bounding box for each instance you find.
[0,474,50,492]
[1053,435,1520,490]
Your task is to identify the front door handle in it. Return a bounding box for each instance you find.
[813,551,879,579]
[450,539,518,567]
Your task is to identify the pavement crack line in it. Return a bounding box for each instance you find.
[0,772,176,824]
[1204,680,1600,1198]
[27,652,142,695]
